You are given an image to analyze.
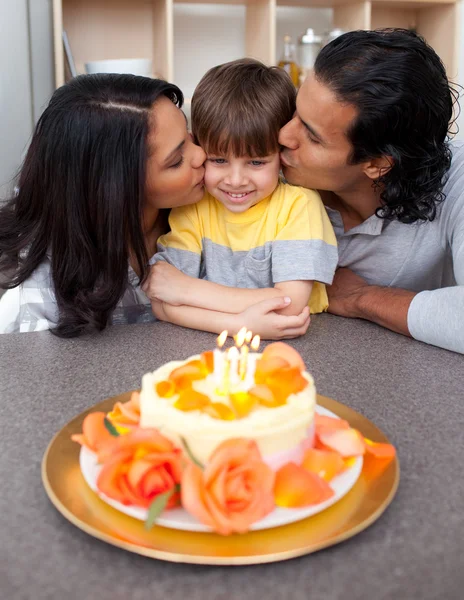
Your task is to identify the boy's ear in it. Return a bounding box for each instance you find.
[362,156,393,180]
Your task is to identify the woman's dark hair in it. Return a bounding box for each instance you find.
[192,58,296,158]
[314,28,460,223]
[0,73,183,337]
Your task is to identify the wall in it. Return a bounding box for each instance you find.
[0,0,54,197]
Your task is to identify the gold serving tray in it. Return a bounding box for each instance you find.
[42,392,399,565]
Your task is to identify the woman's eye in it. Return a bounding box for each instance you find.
[170,157,184,169]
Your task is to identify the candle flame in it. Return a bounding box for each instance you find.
[217,330,228,348]
[245,330,253,343]
[235,326,247,348]
[227,346,240,359]
[251,335,260,351]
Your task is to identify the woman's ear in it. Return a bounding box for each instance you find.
[362,155,393,180]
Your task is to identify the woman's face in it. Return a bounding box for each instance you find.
[145,97,206,213]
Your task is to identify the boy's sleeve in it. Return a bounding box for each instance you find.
[272,187,338,284]
[151,205,202,278]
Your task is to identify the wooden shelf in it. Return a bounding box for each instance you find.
[53,0,460,87]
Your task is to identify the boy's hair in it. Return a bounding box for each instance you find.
[191,58,296,158]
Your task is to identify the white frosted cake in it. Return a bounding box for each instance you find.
[139,342,316,469]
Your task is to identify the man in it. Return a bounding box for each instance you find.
[279,28,464,354]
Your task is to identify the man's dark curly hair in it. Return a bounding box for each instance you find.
[314,28,460,224]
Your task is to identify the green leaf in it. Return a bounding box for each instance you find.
[180,437,204,469]
[144,488,174,531]
[103,416,120,437]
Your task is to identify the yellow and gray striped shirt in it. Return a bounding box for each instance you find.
[155,183,338,313]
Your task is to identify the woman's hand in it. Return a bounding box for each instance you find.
[142,262,192,306]
[239,296,311,339]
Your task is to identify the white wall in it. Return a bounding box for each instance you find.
[0,0,54,197]
[0,0,33,196]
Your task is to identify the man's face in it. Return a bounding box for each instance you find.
[279,72,368,194]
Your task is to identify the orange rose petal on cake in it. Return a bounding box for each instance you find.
[274,463,334,508]
[155,380,176,398]
[254,356,290,383]
[248,384,283,408]
[302,448,345,482]
[107,391,141,427]
[203,402,236,421]
[261,342,306,371]
[174,389,210,412]
[364,438,396,459]
[317,428,366,457]
[169,362,206,389]
[230,392,257,418]
[71,412,114,452]
[200,351,214,374]
[266,367,308,399]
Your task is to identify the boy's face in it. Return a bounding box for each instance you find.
[204,152,280,213]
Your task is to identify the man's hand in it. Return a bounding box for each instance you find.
[327,267,368,318]
[327,267,414,336]
[142,262,192,306]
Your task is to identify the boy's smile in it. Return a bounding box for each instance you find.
[205,153,281,213]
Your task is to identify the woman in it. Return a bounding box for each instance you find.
[0,74,309,338]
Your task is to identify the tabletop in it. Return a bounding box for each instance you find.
[1,314,463,600]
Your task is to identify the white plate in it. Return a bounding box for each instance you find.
[80,405,363,532]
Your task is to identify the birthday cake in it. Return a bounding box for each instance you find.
[71,332,393,536]
[139,336,316,469]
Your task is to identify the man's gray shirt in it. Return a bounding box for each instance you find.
[326,140,464,354]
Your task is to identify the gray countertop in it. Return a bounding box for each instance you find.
[1,314,463,600]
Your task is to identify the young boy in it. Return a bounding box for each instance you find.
[147,59,337,337]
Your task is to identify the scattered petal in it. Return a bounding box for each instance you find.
[274,462,334,508]
[318,428,366,457]
[302,448,345,481]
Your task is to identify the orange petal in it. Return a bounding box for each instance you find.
[108,391,141,426]
[261,342,306,371]
[318,428,366,457]
[203,402,236,420]
[230,392,257,418]
[315,414,350,431]
[302,448,345,481]
[274,462,334,508]
[156,380,176,398]
[71,412,114,452]
[174,389,210,411]
[265,367,308,399]
[181,463,216,530]
[200,351,214,373]
[248,384,283,408]
[364,438,396,459]
[255,356,290,383]
[169,362,207,389]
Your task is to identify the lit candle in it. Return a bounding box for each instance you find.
[214,330,228,387]
[245,335,261,387]
[227,346,240,386]
[235,327,248,381]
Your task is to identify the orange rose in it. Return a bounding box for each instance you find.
[96,428,182,509]
[71,412,114,452]
[181,439,275,535]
